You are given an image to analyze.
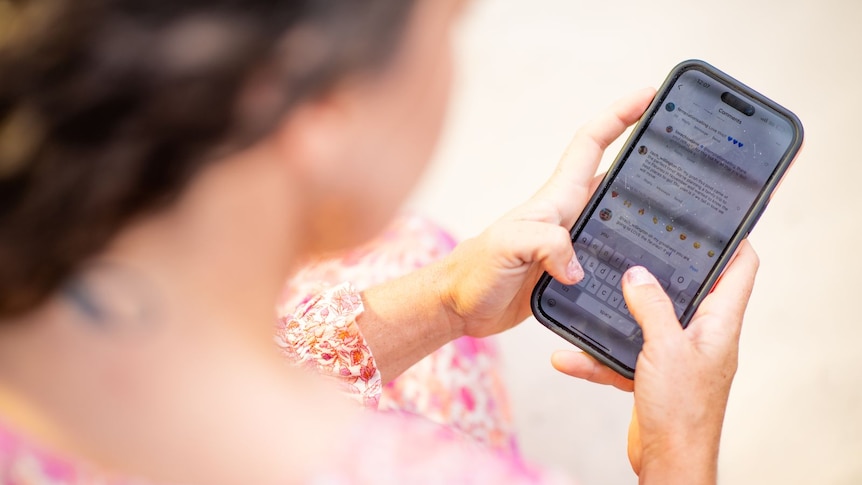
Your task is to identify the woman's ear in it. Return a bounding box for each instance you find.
[268,88,360,186]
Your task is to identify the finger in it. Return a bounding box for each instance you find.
[561,87,655,179]
[537,88,656,224]
[551,350,634,391]
[689,240,759,340]
[486,220,583,284]
[621,266,680,342]
[627,408,642,475]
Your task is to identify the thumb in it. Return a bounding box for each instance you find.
[483,220,583,284]
[532,88,656,227]
[621,266,680,342]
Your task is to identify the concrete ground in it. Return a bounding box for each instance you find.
[408,1,862,483]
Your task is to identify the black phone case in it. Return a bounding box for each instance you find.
[530,59,804,379]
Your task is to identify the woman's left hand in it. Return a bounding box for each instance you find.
[439,88,655,339]
[358,88,654,382]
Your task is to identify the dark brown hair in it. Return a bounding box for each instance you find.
[0,0,418,317]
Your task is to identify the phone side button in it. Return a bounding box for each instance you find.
[745,204,768,238]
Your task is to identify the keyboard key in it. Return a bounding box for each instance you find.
[642,258,675,283]
[598,246,614,261]
[548,279,579,303]
[609,251,626,269]
[575,250,589,267]
[618,300,631,316]
[586,278,601,294]
[674,291,691,308]
[597,284,613,302]
[596,263,611,280]
[579,221,677,287]
[577,233,593,246]
[575,291,638,336]
[607,270,621,287]
[575,274,590,288]
[585,256,600,274]
[608,291,624,307]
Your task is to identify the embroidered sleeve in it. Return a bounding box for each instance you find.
[275,282,382,409]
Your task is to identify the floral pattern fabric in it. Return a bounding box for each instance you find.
[278,214,516,452]
[0,214,573,484]
[275,282,382,409]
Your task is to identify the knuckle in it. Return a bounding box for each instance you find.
[551,225,571,247]
[642,293,674,315]
[632,283,668,303]
[630,286,675,317]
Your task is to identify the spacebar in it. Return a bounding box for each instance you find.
[575,292,637,336]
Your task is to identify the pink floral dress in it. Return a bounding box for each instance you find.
[276,214,517,452]
[0,215,572,484]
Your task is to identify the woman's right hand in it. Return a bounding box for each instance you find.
[552,241,759,485]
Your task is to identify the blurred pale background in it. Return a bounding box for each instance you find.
[408,1,862,484]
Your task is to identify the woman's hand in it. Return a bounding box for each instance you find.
[552,241,760,485]
[357,88,656,383]
[439,88,656,339]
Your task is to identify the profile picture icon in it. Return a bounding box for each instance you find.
[638,145,648,155]
[599,208,613,222]
[666,126,674,134]
[665,102,676,112]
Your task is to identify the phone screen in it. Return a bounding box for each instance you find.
[534,64,800,374]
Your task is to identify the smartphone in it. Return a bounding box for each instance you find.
[530,60,803,379]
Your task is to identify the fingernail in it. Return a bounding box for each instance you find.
[625,266,656,287]
[567,255,584,282]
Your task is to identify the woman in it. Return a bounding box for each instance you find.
[0,0,758,483]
